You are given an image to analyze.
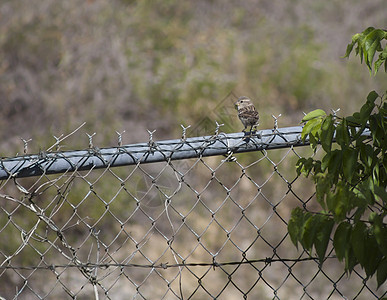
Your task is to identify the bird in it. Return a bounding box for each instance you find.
[235,96,259,133]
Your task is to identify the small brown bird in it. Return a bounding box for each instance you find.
[235,96,260,132]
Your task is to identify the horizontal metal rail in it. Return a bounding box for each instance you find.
[0,126,307,179]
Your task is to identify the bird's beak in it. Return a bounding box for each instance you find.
[234,102,239,109]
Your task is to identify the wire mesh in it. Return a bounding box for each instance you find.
[0,126,385,300]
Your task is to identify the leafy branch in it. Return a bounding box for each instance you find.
[288,27,387,289]
[344,27,387,75]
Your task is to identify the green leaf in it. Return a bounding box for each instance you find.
[357,27,375,64]
[332,184,350,221]
[369,114,385,148]
[353,206,366,223]
[351,221,367,266]
[321,152,331,172]
[374,185,387,205]
[375,46,387,73]
[366,90,379,104]
[364,29,386,71]
[296,157,314,177]
[301,109,327,123]
[301,118,323,142]
[321,115,335,152]
[310,119,322,137]
[325,191,335,214]
[362,27,377,36]
[347,111,361,126]
[360,143,374,170]
[359,27,376,62]
[343,42,355,59]
[333,222,352,261]
[343,33,361,58]
[346,247,358,274]
[377,258,387,289]
[360,177,376,205]
[327,149,342,179]
[336,120,350,149]
[302,215,320,251]
[372,163,380,185]
[312,160,322,174]
[364,233,382,277]
[342,148,358,183]
[315,173,330,208]
[308,131,319,151]
[314,216,334,264]
[371,214,387,256]
[334,222,358,274]
[288,208,310,249]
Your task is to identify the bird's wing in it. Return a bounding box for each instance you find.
[239,106,259,118]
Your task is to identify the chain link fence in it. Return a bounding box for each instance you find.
[0,124,385,300]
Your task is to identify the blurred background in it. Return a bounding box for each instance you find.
[0,0,386,153]
[0,1,386,298]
